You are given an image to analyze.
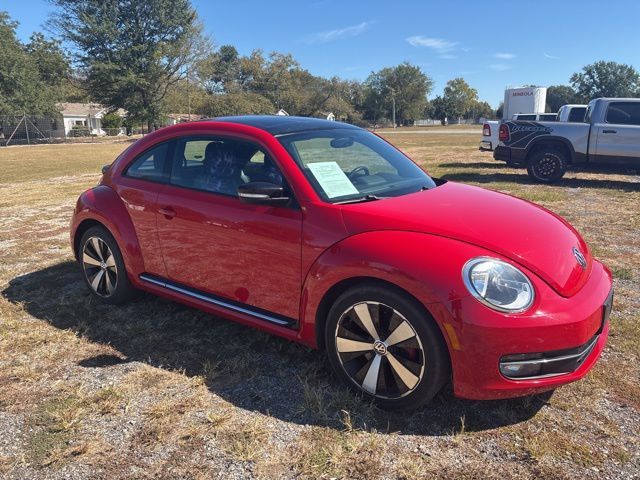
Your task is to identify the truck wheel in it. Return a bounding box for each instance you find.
[526,148,567,183]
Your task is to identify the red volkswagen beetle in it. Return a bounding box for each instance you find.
[70,116,613,410]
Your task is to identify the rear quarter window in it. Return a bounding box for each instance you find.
[125,143,169,182]
[568,107,586,122]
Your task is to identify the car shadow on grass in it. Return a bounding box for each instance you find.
[439,161,507,170]
[3,261,552,436]
[440,170,640,192]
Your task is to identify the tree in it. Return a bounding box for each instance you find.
[570,61,640,101]
[546,85,579,112]
[363,63,433,125]
[195,47,361,118]
[430,96,452,123]
[0,12,60,115]
[101,111,123,129]
[49,0,210,127]
[202,92,274,117]
[25,33,70,87]
[164,77,209,114]
[496,102,504,119]
[470,100,494,120]
[442,78,478,121]
[198,44,240,94]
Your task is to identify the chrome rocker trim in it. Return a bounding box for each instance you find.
[139,273,296,328]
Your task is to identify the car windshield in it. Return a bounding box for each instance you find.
[278,128,437,203]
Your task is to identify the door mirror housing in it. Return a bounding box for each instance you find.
[237,182,290,206]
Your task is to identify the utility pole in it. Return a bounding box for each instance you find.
[392,94,396,128]
[187,65,191,121]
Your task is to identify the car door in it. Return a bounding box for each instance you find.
[593,101,640,164]
[113,141,172,277]
[155,135,303,321]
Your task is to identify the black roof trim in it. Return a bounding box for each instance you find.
[207,115,361,135]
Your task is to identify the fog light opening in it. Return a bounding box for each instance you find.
[499,362,542,379]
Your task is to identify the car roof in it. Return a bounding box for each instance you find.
[209,115,361,136]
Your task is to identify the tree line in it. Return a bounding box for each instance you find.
[2,2,640,127]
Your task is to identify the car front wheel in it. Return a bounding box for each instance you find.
[325,284,450,410]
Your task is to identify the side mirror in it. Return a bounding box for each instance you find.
[101,164,110,174]
[237,182,290,206]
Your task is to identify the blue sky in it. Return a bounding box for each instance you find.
[4,0,640,107]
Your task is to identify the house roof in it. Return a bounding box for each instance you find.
[57,103,105,116]
[167,113,202,121]
[56,103,126,118]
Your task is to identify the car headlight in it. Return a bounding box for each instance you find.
[462,257,534,313]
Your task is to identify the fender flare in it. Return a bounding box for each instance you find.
[524,135,577,164]
[297,230,488,350]
[71,186,145,281]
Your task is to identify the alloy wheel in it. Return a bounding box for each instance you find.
[82,236,118,297]
[334,301,425,399]
[535,154,559,177]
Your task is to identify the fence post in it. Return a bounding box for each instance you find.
[24,114,30,145]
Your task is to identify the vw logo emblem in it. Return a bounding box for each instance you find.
[572,247,587,269]
[373,340,388,356]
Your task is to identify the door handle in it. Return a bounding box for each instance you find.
[158,206,176,219]
[602,129,617,134]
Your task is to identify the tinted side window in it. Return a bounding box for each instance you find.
[568,107,586,122]
[125,143,169,182]
[169,137,285,196]
[606,102,640,125]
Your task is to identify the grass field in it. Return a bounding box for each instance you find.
[0,128,638,479]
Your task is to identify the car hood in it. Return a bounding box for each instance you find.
[340,182,591,297]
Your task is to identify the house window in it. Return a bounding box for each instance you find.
[74,120,86,126]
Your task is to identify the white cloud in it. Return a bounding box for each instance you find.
[489,63,511,71]
[494,53,516,60]
[308,21,372,43]
[406,36,458,53]
[544,53,560,60]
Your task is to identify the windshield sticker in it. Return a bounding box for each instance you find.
[307,162,359,199]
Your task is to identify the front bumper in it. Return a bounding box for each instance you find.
[446,260,612,400]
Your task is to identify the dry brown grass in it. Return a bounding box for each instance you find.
[0,128,638,479]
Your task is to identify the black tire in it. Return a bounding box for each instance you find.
[325,284,450,411]
[79,225,136,305]
[526,147,567,182]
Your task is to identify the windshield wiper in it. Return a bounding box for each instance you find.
[335,194,386,204]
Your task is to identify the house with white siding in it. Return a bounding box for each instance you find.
[56,103,125,135]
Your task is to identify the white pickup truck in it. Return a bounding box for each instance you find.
[479,108,590,152]
[557,104,588,122]
[480,113,558,152]
[494,98,640,181]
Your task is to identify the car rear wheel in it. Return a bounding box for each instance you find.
[80,226,135,305]
[325,284,450,410]
[527,148,567,182]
